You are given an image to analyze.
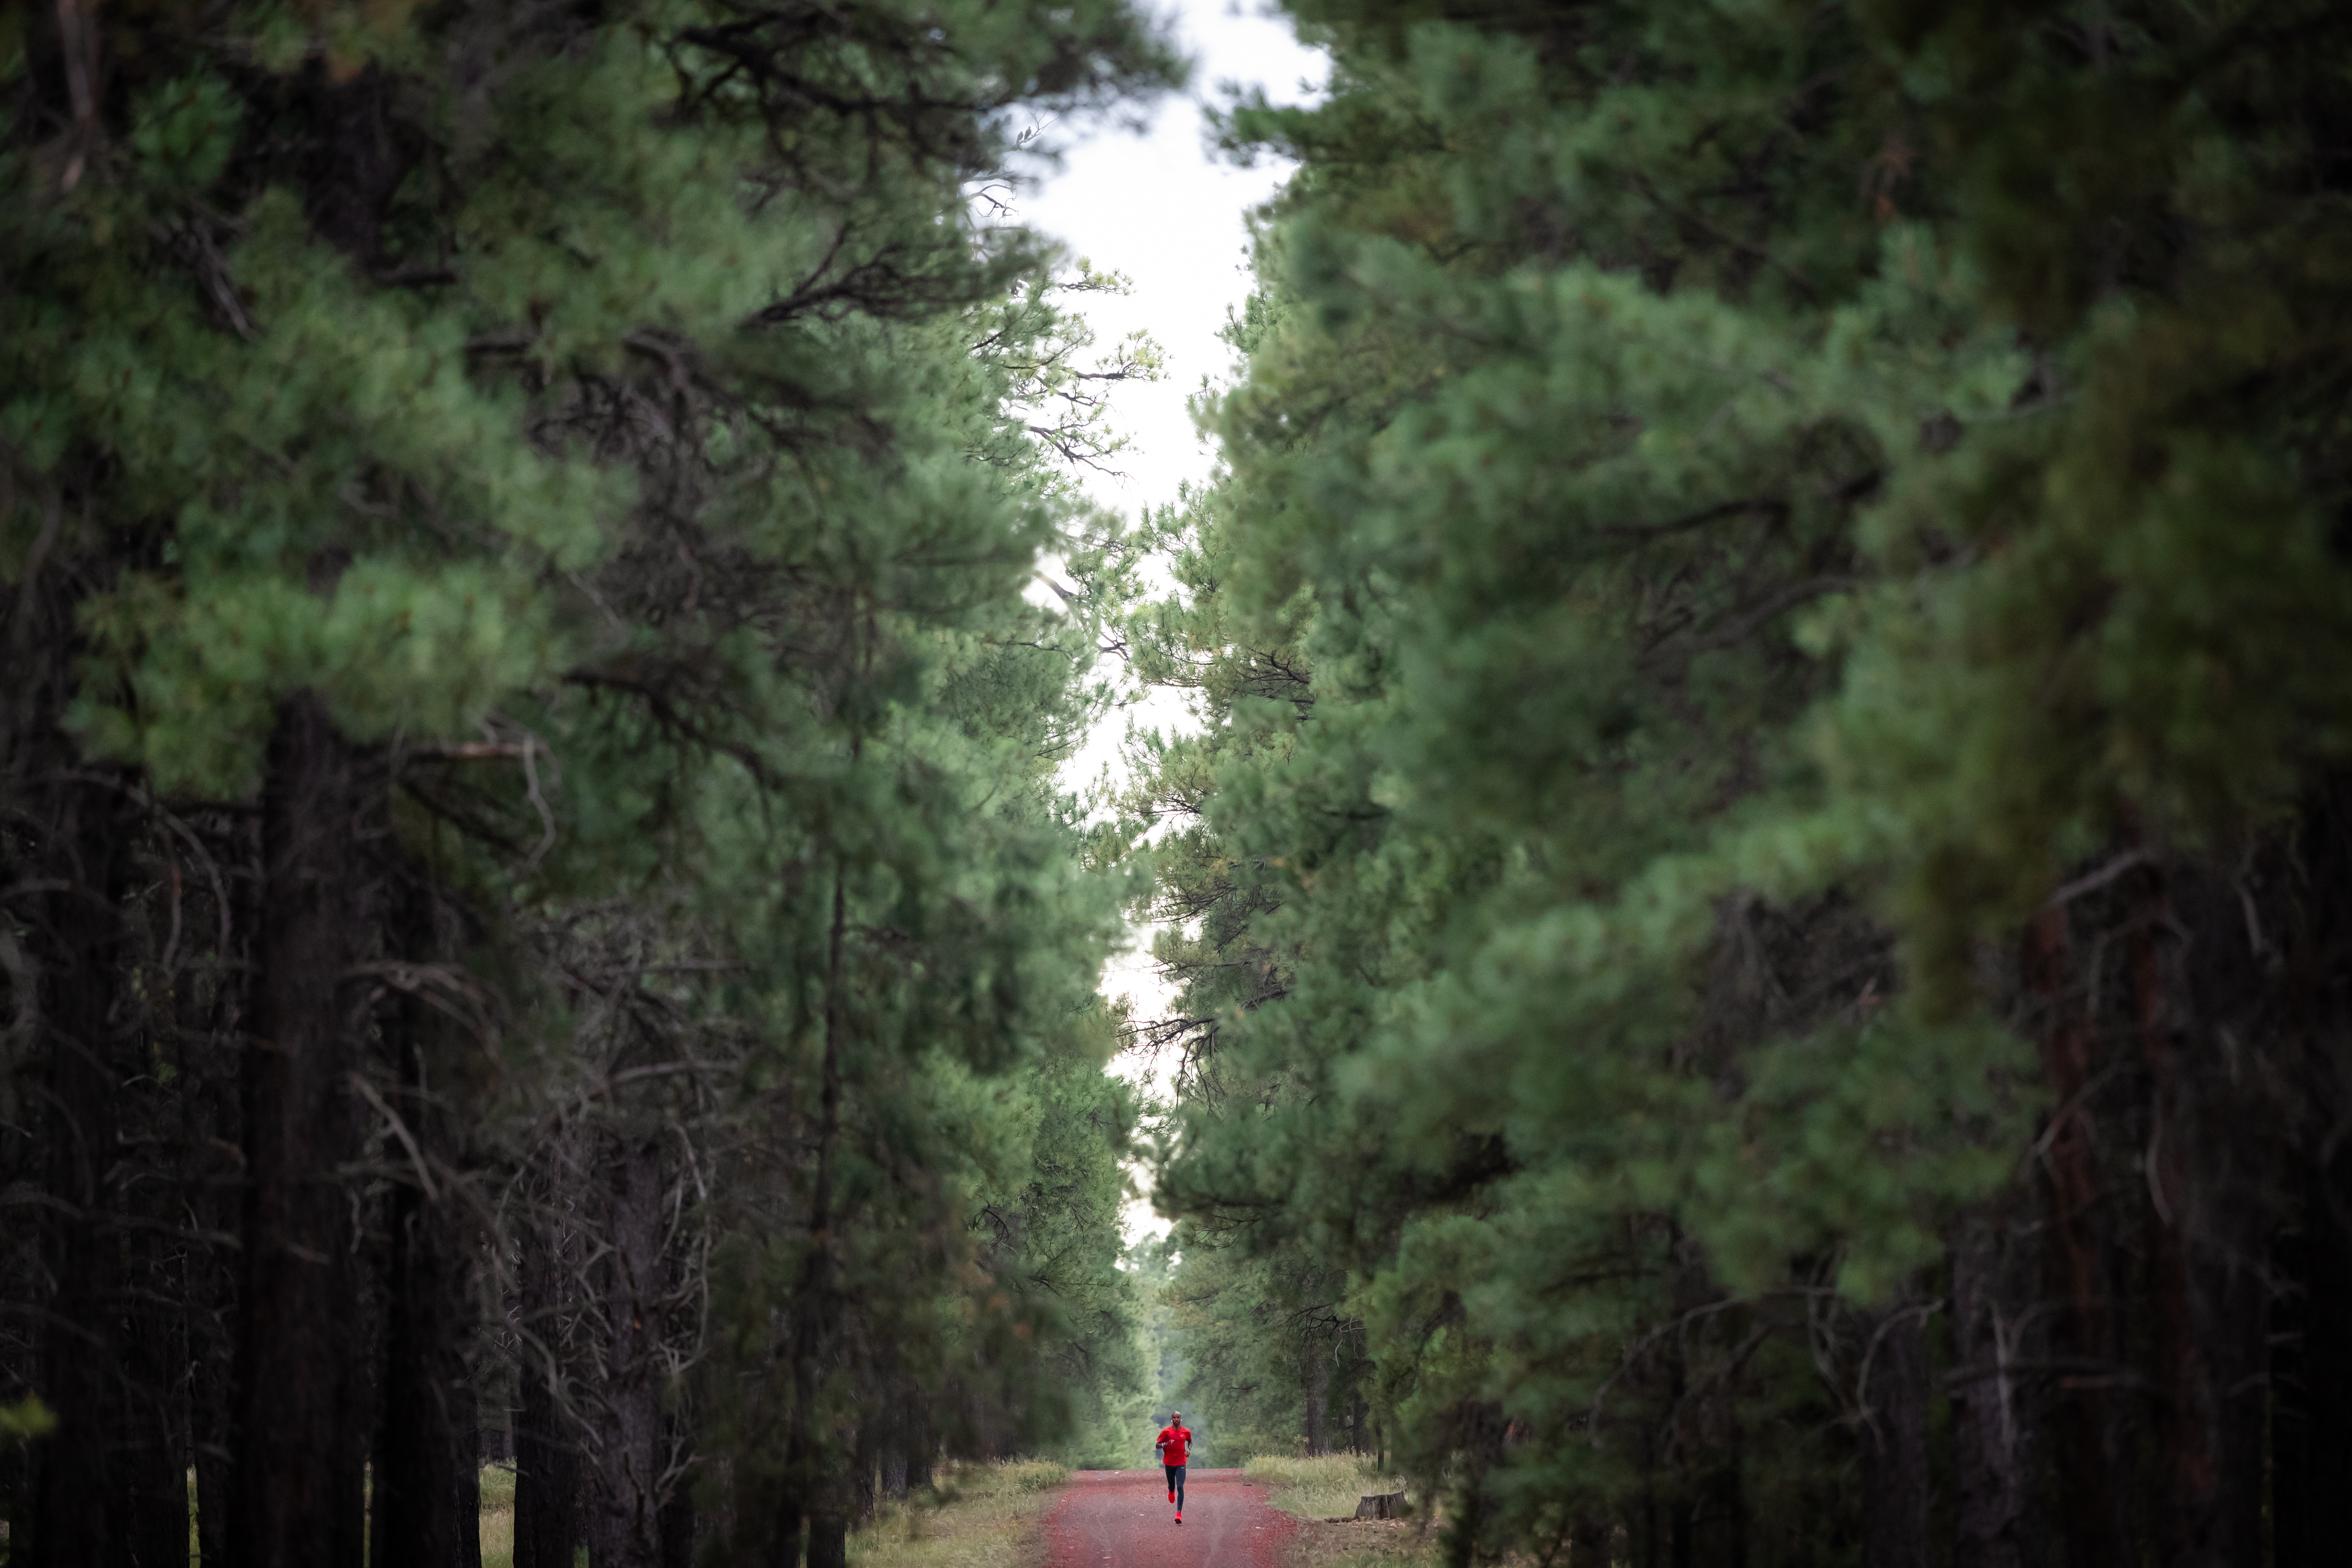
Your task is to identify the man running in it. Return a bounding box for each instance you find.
[1155,1411,1193,1522]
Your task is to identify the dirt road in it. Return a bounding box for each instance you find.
[1041,1469,1298,1568]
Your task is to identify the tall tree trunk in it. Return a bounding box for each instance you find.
[660,1415,697,1568]
[2275,1142,2352,1567]
[516,1352,582,1568]
[880,1381,909,1504]
[850,1418,878,1526]
[807,1512,849,1568]
[2025,909,2132,1568]
[2138,867,2270,1568]
[766,1487,804,1568]
[584,1133,666,1568]
[29,776,137,1568]
[786,870,853,1568]
[190,810,257,1568]
[1349,1395,1369,1455]
[1856,1304,1929,1568]
[1719,1415,1746,1568]
[517,1116,586,1568]
[1303,1351,1329,1457]
[2276,780,2352,1565]
[1950,1202,2045,1568]
[118,1277,190,1568]
[229,692,374,1568]
[373,886,481,1568]
[903,1398,933,1492]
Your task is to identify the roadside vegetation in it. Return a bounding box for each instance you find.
[1245,1456,1434,1568]
[1243,1456,1409,1524]
[469,1459,1068,1568]
[843,1462,1070,1568]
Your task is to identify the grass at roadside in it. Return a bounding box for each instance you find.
[478,1463,522,1567]
[1242,1455,1411,1522]
[849,1461,1069,1568]
[1241,1455,1436,1568]
[473,1459,1064,1568]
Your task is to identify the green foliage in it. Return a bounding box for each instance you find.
[1131,0,2352,1557]
[0,0,1179,1545]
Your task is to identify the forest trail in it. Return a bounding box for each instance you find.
[1043,1469,1298,1568]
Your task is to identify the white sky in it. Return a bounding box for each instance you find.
[1006,0,1327,1244]
[1014,1,1326,513]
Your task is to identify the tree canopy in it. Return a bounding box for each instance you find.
[1133,2,2352,1565]
[3,0,1176,1561]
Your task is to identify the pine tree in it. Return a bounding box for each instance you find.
[1136,1,2352,1562]
[1,0,1176,1560]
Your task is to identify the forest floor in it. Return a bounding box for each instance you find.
[1241,1456,1437,1568]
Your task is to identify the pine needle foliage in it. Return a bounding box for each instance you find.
[1,0,1176,1560]
[1133,1,2352,1563]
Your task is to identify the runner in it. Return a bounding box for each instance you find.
[1154,1410,1193,1522]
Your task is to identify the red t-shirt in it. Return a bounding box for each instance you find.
[1157,1425,1192,1466]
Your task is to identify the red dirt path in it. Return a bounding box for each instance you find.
[1042,1469,1298,1568]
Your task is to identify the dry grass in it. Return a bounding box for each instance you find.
[847,1461,1069,1568]
[476,1463,524,1568]
[1240,1455,1437,1568]
[1241,1456,1413,1523]
[468,1459,1064,1568]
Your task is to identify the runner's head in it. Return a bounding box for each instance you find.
[1170,1412,1181,1425]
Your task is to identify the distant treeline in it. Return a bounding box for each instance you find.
[0,2,1178,1563]
[1136,2,2352,1566]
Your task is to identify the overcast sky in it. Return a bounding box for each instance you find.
[1003,1,1326,1242]
[1010,2,1327,513]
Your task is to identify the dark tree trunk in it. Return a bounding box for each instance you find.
[517,1142,585,1568]
[1857,1305,1929,1568]
[881,1412,909,1505]
[903,1399,932,1492]
[1720,1418,1746,1568]
[851,1420,878,1526]
[584,1134,666,1568]
[516,1351,583,1568]
[2275,1142,2352,1567]
[2274,777,2352,1567]
[2138,867,2271,1568]
[229,693,374,1568]
[118,1288,190,1568]
[1303,1351,1329,1457]
[372,885,482,1568]
[1951,1202,2045,1568]
[807,1511,849,1568]
[29,776,138,1568]
[2025,909,2133,1568]
[659,1417,697,1568]
[783,871,853,1568]
[189,811,257,1568]
[1349,1396,1369,1455]
[1666,1323,1692,1568]
[766,1490,804,1568]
